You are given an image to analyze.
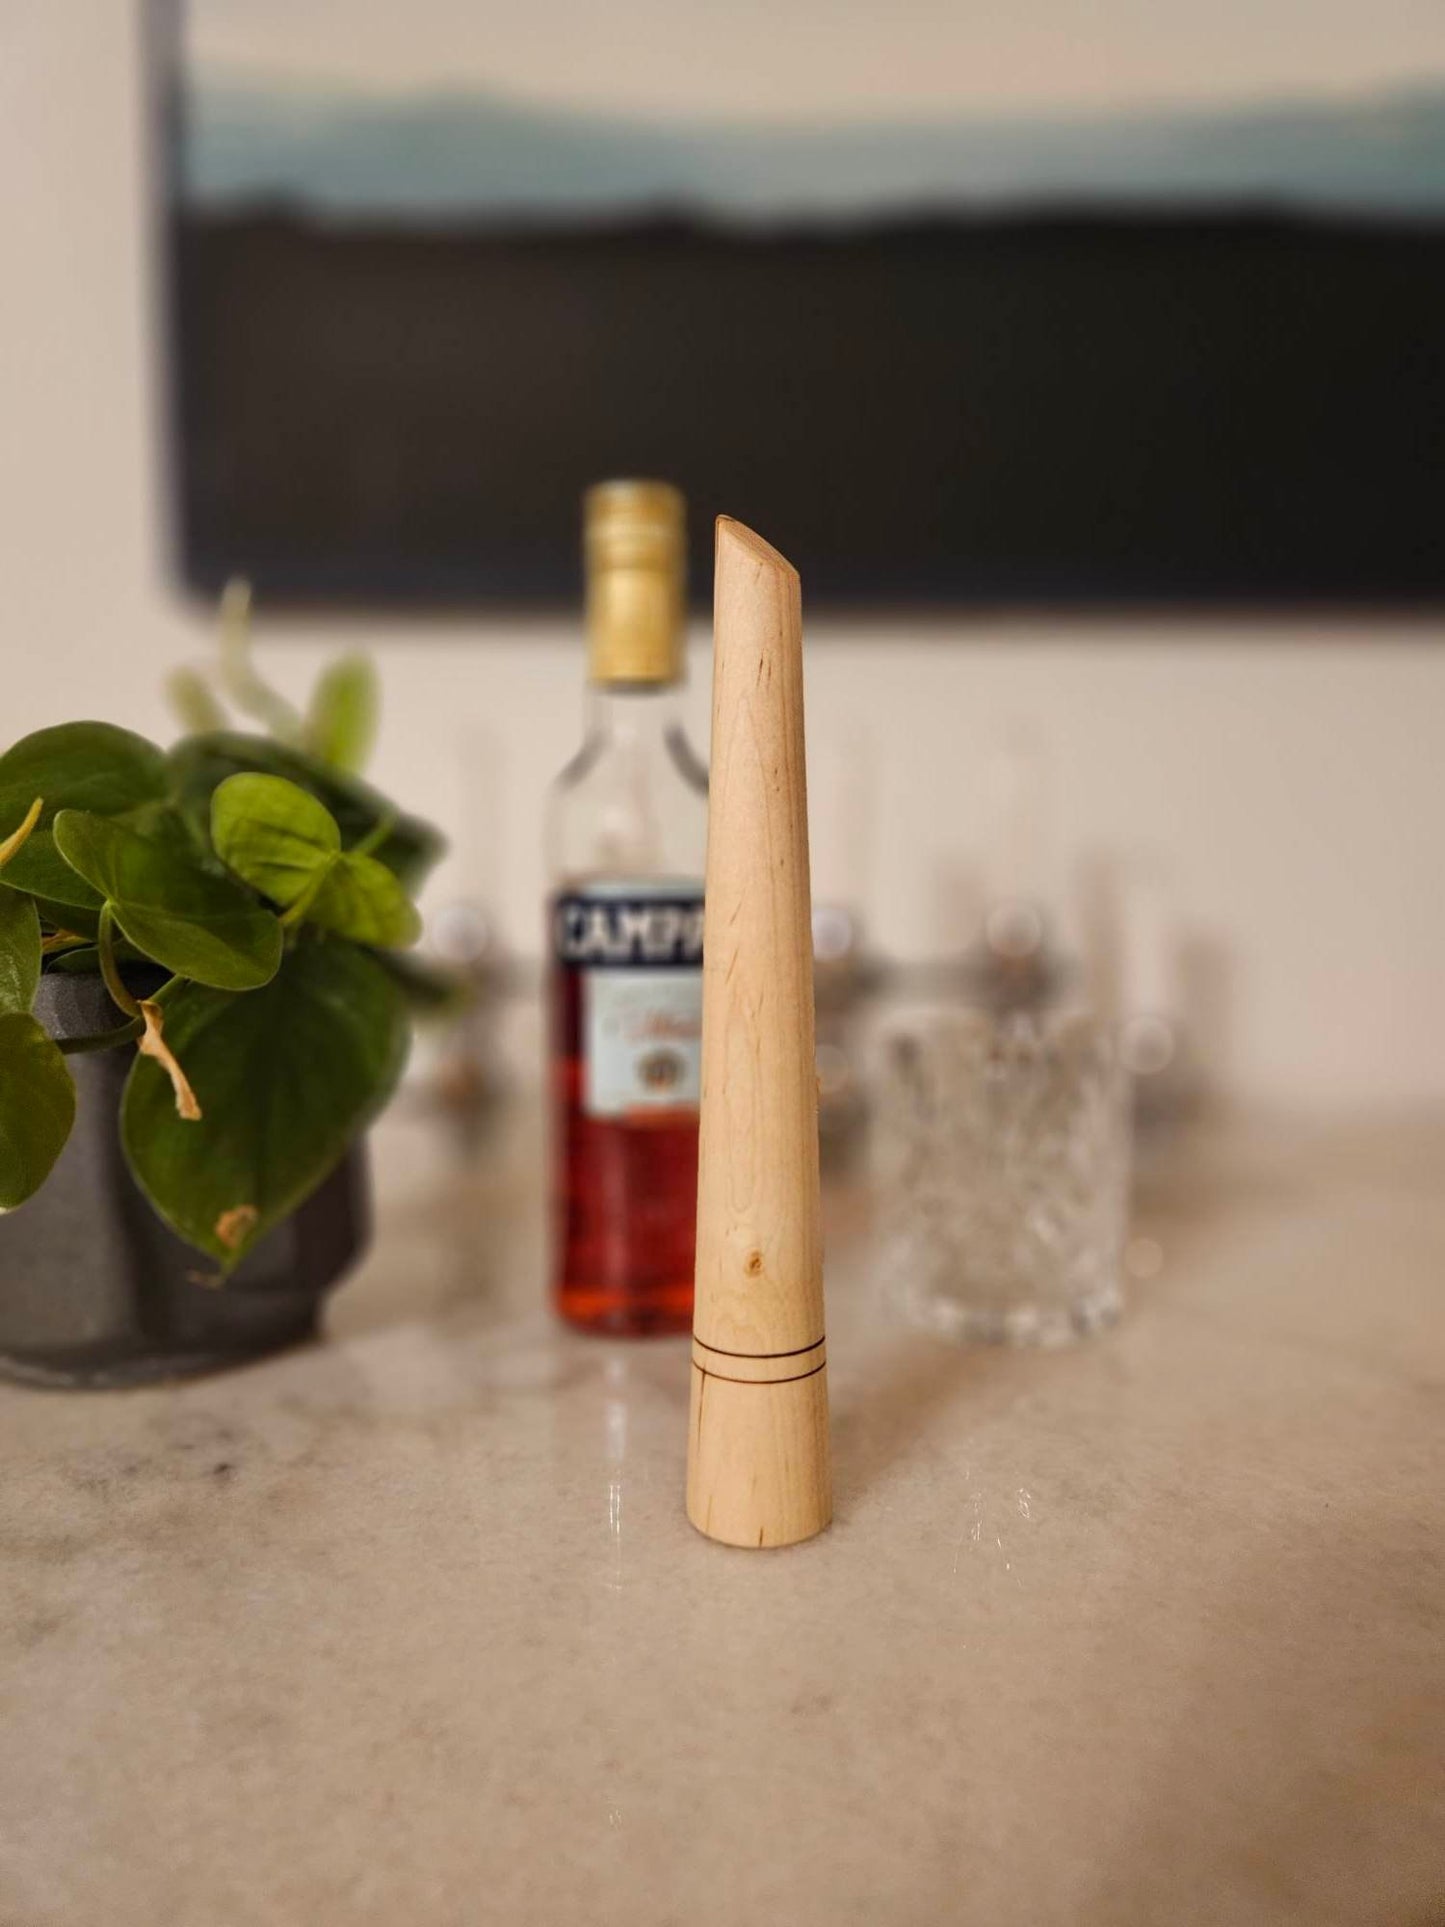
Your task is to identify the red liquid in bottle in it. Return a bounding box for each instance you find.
[550,894,700,1335]
[546,482,705,1334]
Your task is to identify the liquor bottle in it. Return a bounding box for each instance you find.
[546,480,708,1335]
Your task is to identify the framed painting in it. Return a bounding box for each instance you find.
[159,0,1445,608]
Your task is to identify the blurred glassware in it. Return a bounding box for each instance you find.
[812,903,882,1173]
[979,724,1054,907]
[808,717,881,1176]
[876,1008,1130,1346]
[953,724,1073,1017]
[1077,842,1209,1148]
[1112,848,1205,1140]
[424,898,513,1146]
[957,894,1072,1017]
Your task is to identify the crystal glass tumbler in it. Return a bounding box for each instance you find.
[876,1010,1130,1345]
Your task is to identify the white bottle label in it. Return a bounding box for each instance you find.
[554,881,704,1121]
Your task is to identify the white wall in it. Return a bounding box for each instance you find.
[3,0,1443,1107]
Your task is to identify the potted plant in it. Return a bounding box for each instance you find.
[0,606,445,1385]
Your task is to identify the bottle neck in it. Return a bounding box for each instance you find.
[585,560,684,685]
[585,677,683,750]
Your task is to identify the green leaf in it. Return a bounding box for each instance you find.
[304,654,378,774]
[211,772,420,950]
[116,798,222,874]
[309,852,422,949]
[170,732,443,889]
[0,886,40,1014]
[378,949,471,1018]
[51,810,282,991]
[166,666,228,737]
[0,723,168,909]
[30,896,101,940]
[46,938,150,977]
[0,1011,76,1209]
[122,941,408,1268]
[46,944,100,976]
[210,772,340,907]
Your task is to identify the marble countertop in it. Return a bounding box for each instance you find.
[3,1105,1442,1926]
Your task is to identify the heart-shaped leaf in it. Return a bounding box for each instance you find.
[0,723,168,909]
[170,732,443,888]
[51,810,282,990]
[304,654,378,774]
[0,1011,76,1209]
[210,772,340,907]
[212,773,420,949]
[309,853,422,949]
[0,886,40,1014]
[122,940,408,1267]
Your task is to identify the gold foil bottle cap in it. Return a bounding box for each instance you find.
[585,479,687,685]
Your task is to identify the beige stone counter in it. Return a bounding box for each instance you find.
[3,1108,1442,1925]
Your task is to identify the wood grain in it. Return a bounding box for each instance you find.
[686,516,832,1549]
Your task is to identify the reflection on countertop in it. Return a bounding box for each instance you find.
[3,1102,1442,1926]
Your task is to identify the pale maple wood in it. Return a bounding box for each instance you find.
[686,516,832,1549]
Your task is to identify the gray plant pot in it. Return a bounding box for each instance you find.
[0,974,368,1389]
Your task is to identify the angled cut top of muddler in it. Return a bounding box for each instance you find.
[686,517,832,1549]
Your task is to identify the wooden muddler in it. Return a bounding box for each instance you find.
[686,517,831,1548]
